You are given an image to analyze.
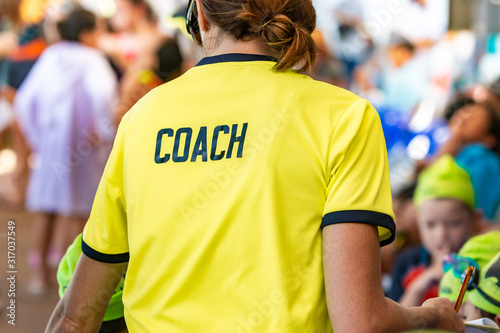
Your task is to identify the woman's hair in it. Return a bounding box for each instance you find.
[56,9,96,42]
[199,0,317,73]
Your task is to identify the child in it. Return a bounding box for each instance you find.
[437,99,500,221]
[438,231,500,319]
[14,9,117,293]
[57,234,127,333]
[461,252,500,326]
[389,155,480,306]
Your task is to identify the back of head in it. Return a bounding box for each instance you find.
[155,38,183,82]
[56,9,96,43]
[199,0,317,73]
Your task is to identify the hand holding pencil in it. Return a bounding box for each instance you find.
[421,297,466,332]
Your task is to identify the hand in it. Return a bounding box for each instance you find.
[406,261,444,297]
[422,297,465,332]
[427,252,447,281]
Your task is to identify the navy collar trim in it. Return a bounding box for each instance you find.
[196,53,278,67]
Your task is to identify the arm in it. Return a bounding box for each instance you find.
[323,222,464,333]
[399,255,446,307]
[46,254,127,333]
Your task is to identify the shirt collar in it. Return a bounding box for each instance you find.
[196,53,278,67]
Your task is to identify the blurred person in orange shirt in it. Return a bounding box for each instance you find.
[0,0,47,206]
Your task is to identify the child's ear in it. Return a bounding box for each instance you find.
[495,314,500,327]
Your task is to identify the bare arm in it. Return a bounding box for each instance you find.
[323,222,464,333]
[399,254,446,307]
[46,254,127,333]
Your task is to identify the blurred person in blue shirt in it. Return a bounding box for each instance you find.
[436,92,500,222]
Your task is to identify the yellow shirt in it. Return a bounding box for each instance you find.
[83,53,395,332]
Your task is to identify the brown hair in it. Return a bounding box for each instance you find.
[199,0,317,73]
[0,0,22,25]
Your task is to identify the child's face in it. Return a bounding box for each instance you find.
[418,199,474,257]
[449,104,491,144]
[460,299,482,322]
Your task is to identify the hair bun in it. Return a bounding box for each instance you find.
[257,12,315,73]
[203,0,317,73]
[258,14,295,47]
[259,12,276,28]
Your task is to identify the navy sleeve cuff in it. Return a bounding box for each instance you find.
[322,210,396,247]
[82,238,130,263]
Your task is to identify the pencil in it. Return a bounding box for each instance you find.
[454,266,475,312]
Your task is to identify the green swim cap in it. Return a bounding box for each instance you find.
[439,231,500,302]
[468,252,500,315]
[414,155,474,210]
[57,234,126,322]
[439,269,464,302]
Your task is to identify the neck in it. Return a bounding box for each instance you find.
[203,30,273,58]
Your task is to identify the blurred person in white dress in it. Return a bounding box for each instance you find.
[15,9,117,293]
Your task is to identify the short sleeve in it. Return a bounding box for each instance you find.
[322,99,395,247]
[82,113,130,263]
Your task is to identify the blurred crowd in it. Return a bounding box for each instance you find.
[1,0,500,330]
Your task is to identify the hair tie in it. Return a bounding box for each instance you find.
[259,12,276,27]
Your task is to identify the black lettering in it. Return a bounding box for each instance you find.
[227,123,248,159]
[191,127,208,162]
[211,125,230,161]
[173,128,193,163]
[154,129,174,164]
